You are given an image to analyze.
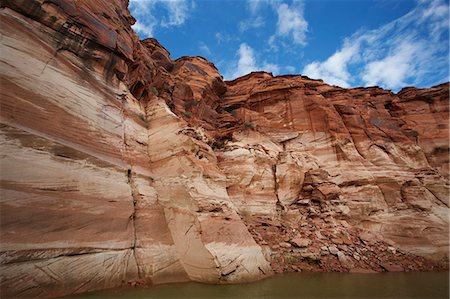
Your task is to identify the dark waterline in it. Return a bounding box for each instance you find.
[66,272,450,299]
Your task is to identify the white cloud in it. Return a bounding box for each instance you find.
[199,42,212,56]
[226,43,281,79]
[129,0,157,36]
[235,43,258,76]
[239,16,265,32]
[362,41,419,88]
[247,0,265,15]
[275,2,308,45]
[302,0,449,89]
[419,0,449,41]
[285,65,296,73]
[303,41,359,87]
[262,63,280,74]
[129,0,192,37]
[243,0,308,48]
[240,0,267,32]
[215,32,226,44]
[421,0,448,20]
[160,0,190,27]
[132,20,155,37]
[215,32,238,45]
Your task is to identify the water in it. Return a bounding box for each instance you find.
[67,272,449,299]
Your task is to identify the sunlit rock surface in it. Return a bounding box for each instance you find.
[0,0,448,298]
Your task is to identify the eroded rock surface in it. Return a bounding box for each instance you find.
[0,0,448,298]
[218,74,449,273]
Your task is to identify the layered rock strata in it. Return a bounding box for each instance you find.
[0,1,271,297]
[0,0,448,298]
[218,73,449,273]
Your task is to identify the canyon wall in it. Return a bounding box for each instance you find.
[0,0,448,298]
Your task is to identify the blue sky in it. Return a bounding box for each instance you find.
[129,0,449,91]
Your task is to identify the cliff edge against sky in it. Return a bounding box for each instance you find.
[0,0,448,298]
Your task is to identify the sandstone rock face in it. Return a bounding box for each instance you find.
[218,74,449,273]
[0,0,448,298]
[0,1,271,297]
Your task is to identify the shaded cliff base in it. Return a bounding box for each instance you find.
[0,0,449,298]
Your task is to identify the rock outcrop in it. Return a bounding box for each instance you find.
[0,0,448,298]
[217,73,449,274]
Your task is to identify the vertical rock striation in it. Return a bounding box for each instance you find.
[0,0,448,298]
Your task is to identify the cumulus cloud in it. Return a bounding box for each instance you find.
[129,0,192,37]
[132,20,155,37]
[129,0,156,36]
[303,41,359,87]
[226,43,281,79]
[242,0,308,47]
[362,41,419,88]
[235,43,258,76]
[302,0,449,89]
[160,0,190,27]
[274,2,308,45]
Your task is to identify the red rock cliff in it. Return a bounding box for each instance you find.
[0,0,448,298]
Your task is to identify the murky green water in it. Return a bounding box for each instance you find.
[67,272,449,299]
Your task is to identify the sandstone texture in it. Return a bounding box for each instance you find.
[0,0,448,298]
